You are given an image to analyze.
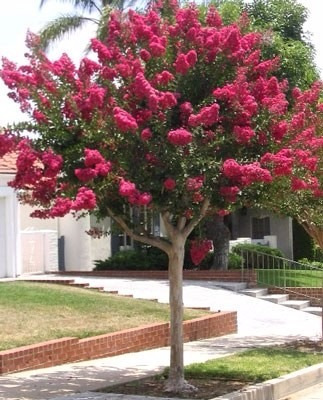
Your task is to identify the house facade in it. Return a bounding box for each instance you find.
[0,153,294,278]
[0,154,110,278]
[230,208,293,259]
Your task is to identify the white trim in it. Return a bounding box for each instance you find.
[0,186,19,278]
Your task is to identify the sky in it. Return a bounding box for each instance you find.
[0,0,322,126]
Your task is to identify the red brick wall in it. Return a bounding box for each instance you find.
[0,311,237,375]
[268,287,323,306]
[58,270,257,286]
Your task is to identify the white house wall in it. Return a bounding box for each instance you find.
[0,174,19,278]
[20,204,58,231]
[232,209,293,259]
[89,216,111,265]
[58,214,92,271]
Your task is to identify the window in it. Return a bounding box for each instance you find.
[252,217,270,239]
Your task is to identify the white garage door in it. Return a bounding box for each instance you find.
[0,197,7,278]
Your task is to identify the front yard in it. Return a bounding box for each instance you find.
[0,281,203,351]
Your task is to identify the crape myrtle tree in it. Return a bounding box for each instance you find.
[1,0,322,392]
[205,0,319,269]
[38,0,320,270]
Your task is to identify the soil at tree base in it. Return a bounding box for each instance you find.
[98,375,249,399]
[97,340,323,399]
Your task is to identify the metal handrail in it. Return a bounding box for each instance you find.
[237,249,323,304]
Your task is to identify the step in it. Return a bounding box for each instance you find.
[215,282,248,291]
[87,286,105,291]
[302,306,322,316]
[69,283,90,288]
[259,294,289,304]
[240,288,268,298]
[280,300,310,310]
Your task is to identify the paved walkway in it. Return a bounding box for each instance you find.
[0,277,322,400]
[282,381,323,400]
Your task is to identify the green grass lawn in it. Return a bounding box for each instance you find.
[0,281,204,351]
[100,346,323,399]
[184,347,323,382]
[257,269,323,287]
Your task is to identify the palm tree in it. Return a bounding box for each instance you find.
[38,0,135,51]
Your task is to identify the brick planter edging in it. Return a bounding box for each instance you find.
[58,270,257,286]
[0,311,237,375]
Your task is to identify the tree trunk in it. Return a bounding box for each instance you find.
[165,236,196,393]
[302,223,323,249]
[206,215,231,270]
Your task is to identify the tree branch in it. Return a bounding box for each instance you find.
[182,198,210,238]
[107,207,171,253]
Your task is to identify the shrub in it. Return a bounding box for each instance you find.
[298,258,323,269]
[228,252,244,269]
[232,243,285,269]
[94,248,168,271]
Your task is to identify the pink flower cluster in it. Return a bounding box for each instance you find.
[188,103,220,127]
[42,150,63,178]
[72,187,96,211]
[132,72,177,112]
[113,107,138,132]
[75,149,112,183]
[46,186,97,217]
[164,178,176,191]
[174,50,197,74]
[141,128,153,141]
[220,186,240,203]
[0,133,16,157]
[222,159,272,186]
[190,239,212,266]
[186,176,204,191]
[167,128,192,146]
[261,150,293,176]
[119,179,152,206]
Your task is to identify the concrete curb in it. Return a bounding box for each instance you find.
[51,393,186,400]
[49,362,323,400]
[212,362,323,400]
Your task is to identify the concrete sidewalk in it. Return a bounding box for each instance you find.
[1,277,322,400]
[0,334,299,400]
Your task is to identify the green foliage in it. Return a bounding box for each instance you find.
[232,243,285,268]
[211,0,244,25]
[245,0,308,41]
[228,252,244,269]
[246,0,318,96]
[94,248,168,271]
[184,347,323,382]
[297,258,323,269]
[39,14,96,51]
[38,0,135,51]
[94,247,243,270]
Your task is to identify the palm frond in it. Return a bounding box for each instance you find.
[95,5,112,41]
[102,0,133,11]
[39,0,102,13]
[39,14,98,51]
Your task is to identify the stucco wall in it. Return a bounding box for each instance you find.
[0,174,19,278]
[232,208,293,259]
[20,204,58,231]
[89,216,111,265]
